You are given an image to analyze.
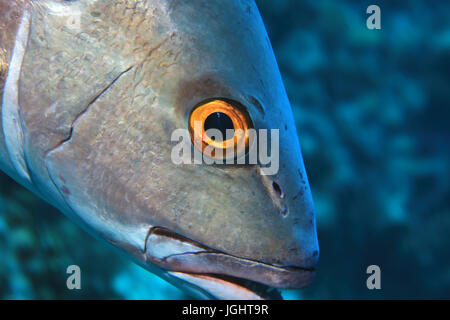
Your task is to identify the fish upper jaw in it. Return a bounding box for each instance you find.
[144,227,316,300]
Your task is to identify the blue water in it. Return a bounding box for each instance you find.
[0,1,449,299]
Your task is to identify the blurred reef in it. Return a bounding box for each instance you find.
[1,0,449,299]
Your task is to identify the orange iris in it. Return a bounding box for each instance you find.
[188,99,253,160]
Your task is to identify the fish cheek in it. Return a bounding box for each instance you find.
[43,66,166,252]
[162,162,291,262]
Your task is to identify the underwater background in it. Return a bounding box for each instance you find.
[1,0,449,299]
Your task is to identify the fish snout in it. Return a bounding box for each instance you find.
[265,174,320,270]
[144,227,316,299]
[275,215,319,271]
[286,241,320,271]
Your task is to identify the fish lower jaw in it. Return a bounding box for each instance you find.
[167,271,283,300]
[144,227,315,300]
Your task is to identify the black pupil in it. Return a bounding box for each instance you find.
[204,112,234,142]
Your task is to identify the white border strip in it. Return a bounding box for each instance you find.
[2,10,32,182]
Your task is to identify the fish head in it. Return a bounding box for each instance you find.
[23,0,319,299]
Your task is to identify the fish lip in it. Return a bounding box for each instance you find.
[167,271,284,300]
[144,227,315,299]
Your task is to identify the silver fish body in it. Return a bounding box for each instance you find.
[0,0,319,299]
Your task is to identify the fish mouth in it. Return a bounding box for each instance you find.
[144,227,315,300]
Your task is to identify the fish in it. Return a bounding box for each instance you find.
[0,0,319,300]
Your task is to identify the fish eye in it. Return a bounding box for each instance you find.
[204,112,234,142]
[188,99,253,160]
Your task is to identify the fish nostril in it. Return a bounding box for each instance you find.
[280,205,288,217]
[272,181,284,199]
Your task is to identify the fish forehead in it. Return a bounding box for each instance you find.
[13,0,316,264]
